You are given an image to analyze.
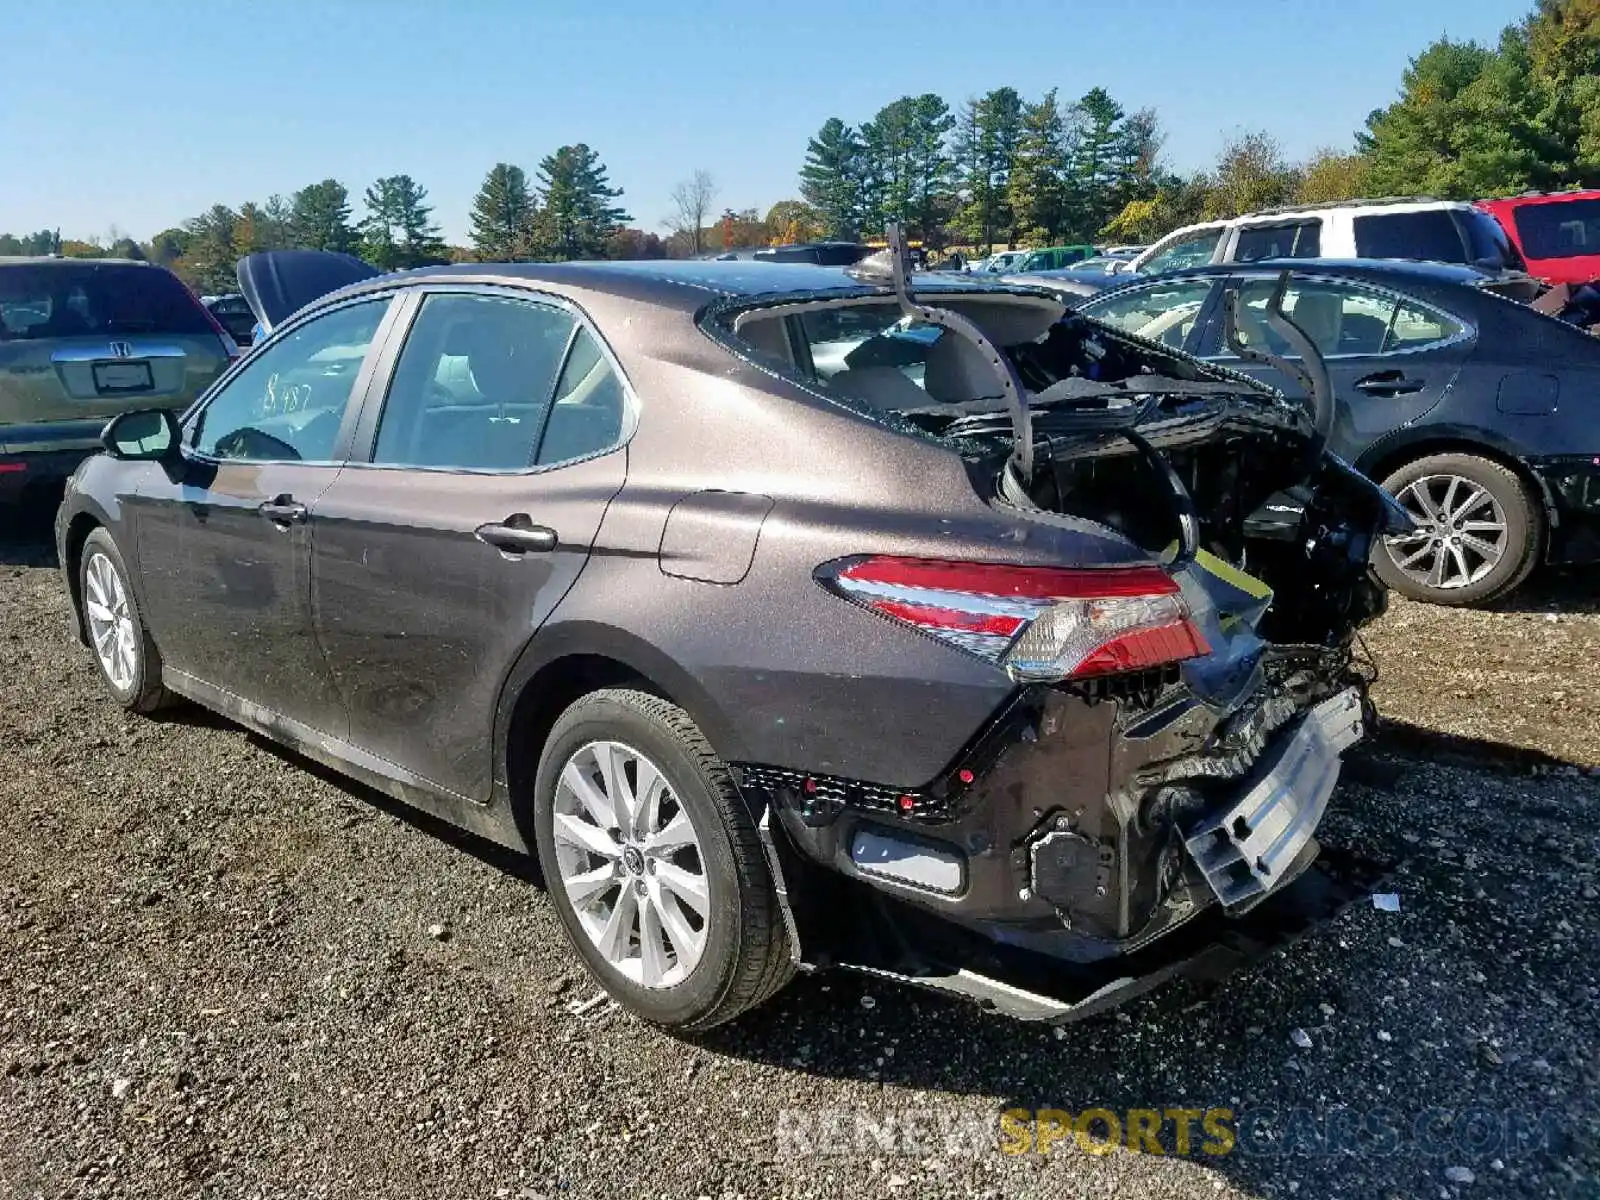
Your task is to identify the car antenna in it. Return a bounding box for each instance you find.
[848,223,1036,484]
[1222,269,1334,466]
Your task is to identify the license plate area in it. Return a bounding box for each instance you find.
[92,361,153,393]
[1184,688,1365,910]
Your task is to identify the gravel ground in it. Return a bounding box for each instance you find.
[1,511,1597,1200]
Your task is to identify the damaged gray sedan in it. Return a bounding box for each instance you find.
[56,234,1405,1030]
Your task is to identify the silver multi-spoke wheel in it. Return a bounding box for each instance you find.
[1383,473,1509,591]
[551,740,709,990]
[83,550,138,691]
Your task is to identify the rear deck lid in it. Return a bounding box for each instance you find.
[237,250,379,334]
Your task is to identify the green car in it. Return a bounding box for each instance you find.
[1013,245,1098,272]
[0,258,234,503]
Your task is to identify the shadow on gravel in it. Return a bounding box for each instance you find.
[0,499,60,568]
[1488,565,1600,615]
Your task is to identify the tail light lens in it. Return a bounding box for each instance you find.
[820,556,1209,683]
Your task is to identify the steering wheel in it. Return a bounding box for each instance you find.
[212,426,302,462]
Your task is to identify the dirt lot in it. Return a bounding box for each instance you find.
[1,509,1596,1200]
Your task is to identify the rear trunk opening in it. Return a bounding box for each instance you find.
[726,245,1408,1019]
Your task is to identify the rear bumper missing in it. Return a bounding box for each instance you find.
[739,659,1370,1014]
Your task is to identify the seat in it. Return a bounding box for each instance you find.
[825,365,932,413]
[1288,292,1343,355]
[921,331,1000,403]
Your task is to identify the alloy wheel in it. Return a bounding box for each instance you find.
[1382,473,1509,591]
[550,740,710,989]
[84,551,138,691]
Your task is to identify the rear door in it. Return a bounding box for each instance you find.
[1194,272,1472,459]
[308,286,631,801]
[0,261,229,452]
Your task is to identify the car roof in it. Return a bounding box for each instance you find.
[0,256,155,267]
[321,259,1035,313]
[1139,258,1498,286]
[1478,189,1600,212]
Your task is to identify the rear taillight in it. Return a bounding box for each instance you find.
[820,556,1209,683]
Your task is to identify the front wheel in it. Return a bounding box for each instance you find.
[531,688,793,1031]
[78,527,171,712]
[1373,453,1542,606]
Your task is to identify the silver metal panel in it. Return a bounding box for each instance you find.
[1185,688,1364,908]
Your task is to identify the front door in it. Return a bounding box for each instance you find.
[1198,273,1471,460]
[309,289,631,800]
[133,295,396,735]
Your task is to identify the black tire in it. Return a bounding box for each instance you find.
[78,527,171,713]
[531,688,793,1031]
[1373,452,1542,607]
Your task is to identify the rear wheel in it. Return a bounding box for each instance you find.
[531,688,793,1031]
[1373,453,1542,606]
[79,528,170,712]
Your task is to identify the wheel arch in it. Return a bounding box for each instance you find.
[62,507,111,644]
[493,621,746,846]
[1356,428,1556,537]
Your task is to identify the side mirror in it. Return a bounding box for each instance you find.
[102,408,180,462]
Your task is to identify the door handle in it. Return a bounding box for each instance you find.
[475,516,558,554]
[258,495,308,525]
[1354,371,1425,397]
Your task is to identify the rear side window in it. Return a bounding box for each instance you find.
[0,263,213,339]
[1353,211,1468,263]
[535,326,627,466]
[373,293,575,471]
[1222,279,1462,357]
[1512,199,1600,260]
[1234,221,1321,262]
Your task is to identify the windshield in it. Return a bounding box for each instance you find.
[1512,199,1600,261]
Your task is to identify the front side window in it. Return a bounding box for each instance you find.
[1081,280,1215,349]
[191,298,388,462]
[1512,199,1600,260]
[1138,229,1223,275]
[1216,279,1462,358]
[1353,210,1467,263]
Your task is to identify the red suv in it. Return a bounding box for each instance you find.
[1478,191,1600,285]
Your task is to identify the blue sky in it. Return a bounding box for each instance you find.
[1,0,1524,244]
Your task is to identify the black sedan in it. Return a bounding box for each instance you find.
[1045,260,1600,606]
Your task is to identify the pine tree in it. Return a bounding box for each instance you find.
[798,118,866,239]
[1007,90,1069,244]
[180,205,239,294]
[952,88,1024,251]
[470,163,536,261]
[361,175,446,270]
[289,179,357,254]
[532,145,630,261]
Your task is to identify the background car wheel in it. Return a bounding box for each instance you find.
[78,528,171,712]
[532,688,793,1031]
[1373,453,1542,607]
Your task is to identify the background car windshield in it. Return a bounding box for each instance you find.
[1139,231,1222,274]
[1512,199,1600,260]
[0,264,212,339]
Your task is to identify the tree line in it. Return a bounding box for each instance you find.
[5,0,1594,282]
